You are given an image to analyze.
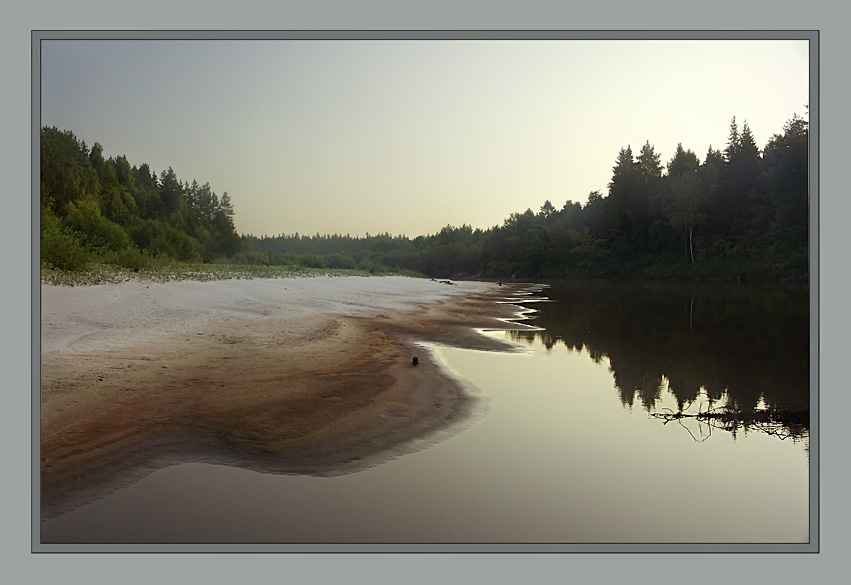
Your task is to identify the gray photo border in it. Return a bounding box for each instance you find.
[31,29,819,555]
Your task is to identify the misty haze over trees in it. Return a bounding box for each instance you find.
[40,114,808,281]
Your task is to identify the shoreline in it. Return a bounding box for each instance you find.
[40,276,540,520]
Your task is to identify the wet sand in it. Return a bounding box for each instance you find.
[40,276,536,520]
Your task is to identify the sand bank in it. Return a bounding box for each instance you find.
[40,275,537,518]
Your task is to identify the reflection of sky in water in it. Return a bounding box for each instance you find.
[42,328,810,545]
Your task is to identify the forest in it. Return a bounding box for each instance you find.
[40,114,809,281]
[40,126,241,273]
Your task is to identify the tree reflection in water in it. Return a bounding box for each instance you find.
[508,280,810,445]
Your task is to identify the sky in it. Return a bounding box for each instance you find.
[40,37,810,238]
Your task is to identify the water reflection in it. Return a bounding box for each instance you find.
[508,280,810,444]
[41,279,811,544]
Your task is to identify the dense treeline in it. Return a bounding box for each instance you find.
[243,115,809,281]
[41,114,808,281]
[40,126,240,271]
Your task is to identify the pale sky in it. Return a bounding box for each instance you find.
[40,38,810,238]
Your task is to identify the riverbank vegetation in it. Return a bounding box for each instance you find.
[39,262,394,287]
[40,113,809,282]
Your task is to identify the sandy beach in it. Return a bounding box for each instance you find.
[40,275,534,519]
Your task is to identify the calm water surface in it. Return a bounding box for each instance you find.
[42,280,810,544]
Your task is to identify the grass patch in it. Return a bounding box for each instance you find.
[40,261,427,286]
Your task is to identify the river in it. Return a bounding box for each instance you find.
[40,279,811,546]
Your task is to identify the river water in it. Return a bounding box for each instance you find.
[40,280,811,546]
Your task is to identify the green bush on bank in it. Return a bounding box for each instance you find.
[357,258,390,274]
[324,252,357,270]
[40,207,92,271]
[96,246,175,272]
[64,197,132,253]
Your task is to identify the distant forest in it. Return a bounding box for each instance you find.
[40,114,809,280]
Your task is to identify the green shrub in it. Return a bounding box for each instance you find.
[98,246,174,272]
[40,207,92,271]
[228,251,266,265]
[296,254,327,269]
[150,228,202,262]
[269,252,298,266]
[357,259,389,274]
[64,197,132,252]
[324,252,357,269]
